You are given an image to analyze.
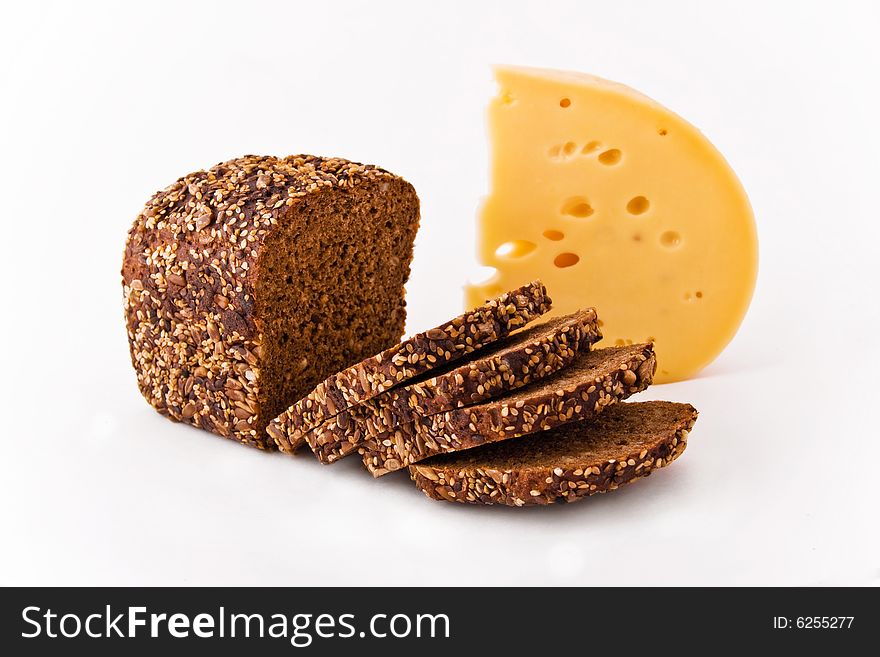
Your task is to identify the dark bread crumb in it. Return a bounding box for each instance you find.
[122,154,419,448]
[360,343,656,476]
[306,308,601,463]
[410,401,698,506]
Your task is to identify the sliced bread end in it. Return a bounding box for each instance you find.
[409,401,697,506]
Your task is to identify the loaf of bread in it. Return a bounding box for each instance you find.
[410,401,697,506]
[122,155,419,448]
[122,154,700,509]
[268,281,552,452]
[360,343,655,476]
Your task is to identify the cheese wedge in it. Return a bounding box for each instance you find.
[466,65,758,383]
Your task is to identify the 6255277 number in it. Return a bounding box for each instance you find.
[773,616,854,629]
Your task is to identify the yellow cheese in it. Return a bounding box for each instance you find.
[467,65,758,383]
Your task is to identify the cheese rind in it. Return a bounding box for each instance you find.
[467,66,757,383]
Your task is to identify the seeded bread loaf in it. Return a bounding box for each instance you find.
[306,308,601,463]
[122,155,419,448]
[268,281,552,452]
[410,401,697,506]
[361,343,656,476]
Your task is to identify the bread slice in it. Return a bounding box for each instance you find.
[268,281,551,452]
[122,155,419,449]
[410,401,697,506]
[307,308,602,463]
[360,343,655,476]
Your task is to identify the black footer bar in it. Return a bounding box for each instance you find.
[1,586,876,654]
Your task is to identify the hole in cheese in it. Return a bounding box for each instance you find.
[495,240,537,259]
[598,149,622,165]
[562,142,576,156]
[559,98,571,108]
[660,230,681,248]
[582,141,601,154]
[482,284,504,299]
[561,197,594,218]
[658,128,668,136]
[466,273,505,306]
[626,196,650,215]
[695,290,703,298]
[554,252,579,268]
[547,144,561,158]
[542,229,565,241]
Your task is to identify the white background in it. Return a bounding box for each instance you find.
[1,0,878,586]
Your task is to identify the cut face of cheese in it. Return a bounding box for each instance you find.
[466,65,758,383]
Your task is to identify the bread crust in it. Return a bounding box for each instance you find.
[361,343,656,476]
[122,154,413,448]
[410,402,698,506]
[269,281,552,452]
